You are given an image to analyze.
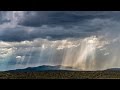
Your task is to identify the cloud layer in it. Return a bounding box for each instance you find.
[0,11,119,41]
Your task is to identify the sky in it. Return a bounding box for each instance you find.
[0,11,120,71]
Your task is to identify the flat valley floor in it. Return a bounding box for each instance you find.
[0,71,120,79]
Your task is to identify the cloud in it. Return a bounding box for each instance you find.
[0,12,116,41]
[18,11,116,27]
[0,36,109,71]
[0,24,102,42]
[0,11,119,42]
[0,11,120,26]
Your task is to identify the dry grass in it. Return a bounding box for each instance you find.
[0,71,120,79]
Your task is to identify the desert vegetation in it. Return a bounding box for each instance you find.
[0,71,120,79]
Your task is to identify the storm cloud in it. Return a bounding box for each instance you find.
[0,11,119,41]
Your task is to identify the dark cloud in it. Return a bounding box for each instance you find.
[18,11,113,27]
[0,11,119,42]
[0,27,29,41]
[0,26,95,42]
[0,12,11,24]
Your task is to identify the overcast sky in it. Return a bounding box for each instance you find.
[0,11,120,41]
[1,11,120,71]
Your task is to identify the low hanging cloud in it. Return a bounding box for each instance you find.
[0,23,106,41]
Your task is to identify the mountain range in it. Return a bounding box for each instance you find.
[7,65,74,72]
[6,65,120,72]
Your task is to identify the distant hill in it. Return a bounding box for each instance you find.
[6,65,74,72]
[6,65,120,72]
[104,68,120,71]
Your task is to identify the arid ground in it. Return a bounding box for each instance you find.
[0,71,120,79]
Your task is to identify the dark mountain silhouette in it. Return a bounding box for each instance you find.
[104,68,120,71]
[6,65,74,72]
